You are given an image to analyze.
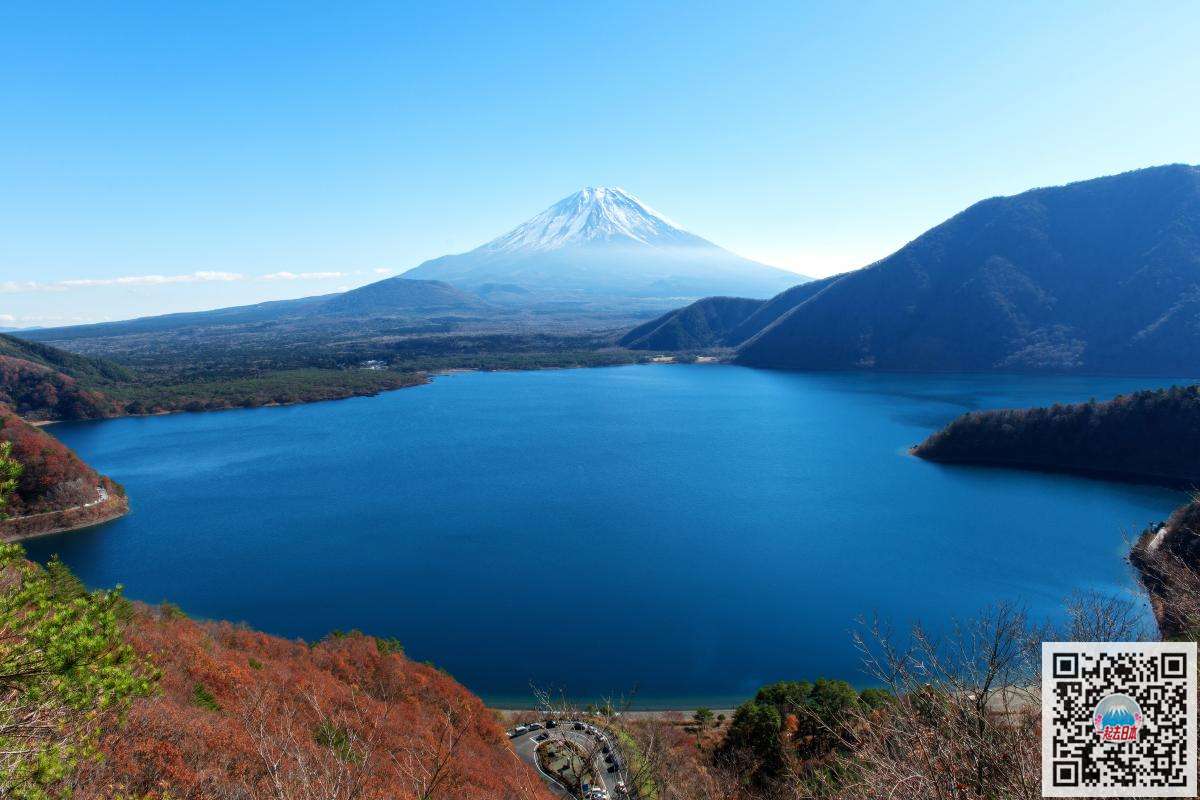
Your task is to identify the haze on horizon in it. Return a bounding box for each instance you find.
[2,1,1198,327]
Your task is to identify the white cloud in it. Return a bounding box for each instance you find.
[0,311,111,327]
[2,271,245,293]
[373,267,394,275]
[0,269,369,293]
[260,271,346,281]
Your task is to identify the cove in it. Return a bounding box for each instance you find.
[25,365,1191,708]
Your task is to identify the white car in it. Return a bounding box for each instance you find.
[511,725,528,736]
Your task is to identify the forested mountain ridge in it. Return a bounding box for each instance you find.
[619,296,766,350]
[738,164,1200,373]
[620,275,843,351]
[912,384,1200,486]
[625,165,1200,375]
[0,333,129,420]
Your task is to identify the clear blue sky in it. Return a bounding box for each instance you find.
[2,0,1198,326]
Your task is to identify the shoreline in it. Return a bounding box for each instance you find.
[0,493,129,543]
[493,707,737,722]
[911,449,1200,492]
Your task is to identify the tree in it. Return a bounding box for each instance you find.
[0,542,154,798]
[692,707,715,745]
[0,439,21,519]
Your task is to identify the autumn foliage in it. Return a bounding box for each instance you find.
[78,607,553,800]
[0,355,117,421]
[0,407,122,517]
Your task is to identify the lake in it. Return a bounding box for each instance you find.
[25,365,1191,708]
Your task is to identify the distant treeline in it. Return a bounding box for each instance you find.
[913,384,1200,487]
[1,329,648,422]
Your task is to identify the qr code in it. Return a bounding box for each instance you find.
[1043,642,1197,797]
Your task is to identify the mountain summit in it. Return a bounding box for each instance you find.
[479,187,702,252]
[401,187,805,303]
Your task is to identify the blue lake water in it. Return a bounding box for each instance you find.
[25,365,1192,708]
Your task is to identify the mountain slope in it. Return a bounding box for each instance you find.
[620,275,845,351]
[735,164,1200,373]
[0,407,128,538]
[403,187,806,301]
[0,334,127,419]
[79,612,552,800]
[619,297,765,350]
[20,280,482,345]
[322,277,486,315]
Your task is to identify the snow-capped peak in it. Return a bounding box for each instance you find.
[481,187,699,254]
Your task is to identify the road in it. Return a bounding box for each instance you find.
[509,720,630,798]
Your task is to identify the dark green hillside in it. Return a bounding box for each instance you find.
[620,276,845,352]
[735,164,1200,374]
[913,383,1200,487]
[0,333,132,383]
[619,297,764,350]
[724,275,844,346]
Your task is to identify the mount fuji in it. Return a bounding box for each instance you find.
[400,187,806,303]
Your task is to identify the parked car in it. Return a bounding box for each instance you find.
[545,719,557,728]
[527,722,542,730]
[536,732,549,742]
[573,722,585,730]
[512,725,528,736]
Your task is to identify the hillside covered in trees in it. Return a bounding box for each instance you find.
[913,384,1200,486]
[0,407,127,531]
[80,609,553,799]
[0,334,127,420]
[626,165,1200,375]
[0,332,430,421]
[0,541,553,798]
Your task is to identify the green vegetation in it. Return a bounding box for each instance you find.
[376,636,405,656]
[159,601,188,620]
[313,719,360,763]
[719,679,885,786]
[915,383,1200,486]
[192,682,221,712]
[613,726,659,800]
[5,322,650,423]
[0,440,21,519]
[0,542,155,798]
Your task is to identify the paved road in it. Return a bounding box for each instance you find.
[510,721,629,798]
